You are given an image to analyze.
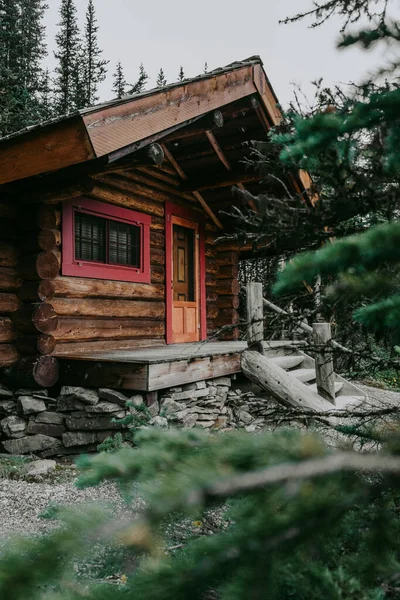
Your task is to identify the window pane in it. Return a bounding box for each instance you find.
[75,212,106,262]
[108,221,141,267]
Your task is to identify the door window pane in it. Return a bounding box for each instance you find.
[173,224,195,302]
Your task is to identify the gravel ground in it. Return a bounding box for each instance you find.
[0,383,398,545]
[0,474,143,541]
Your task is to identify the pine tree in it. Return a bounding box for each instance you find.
[82,0,108,108]
[112,61,127,98]
[130,63,149,94]
[156,67,167,88]
[0,0,48,136]
[38,68,53,121]
[178,65,185,82]
[53,0,81,115]
[204,61,208,74]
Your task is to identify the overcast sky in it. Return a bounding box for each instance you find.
[43,0,393,107]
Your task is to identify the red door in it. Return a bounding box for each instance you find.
[166,203,206,344]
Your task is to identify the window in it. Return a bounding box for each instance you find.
[62,197,151,283]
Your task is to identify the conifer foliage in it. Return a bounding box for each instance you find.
[156,67,167,88]
[130,63,149,94]
[82,0,108,107]
[113,61,128,99]
[53,0,81,115]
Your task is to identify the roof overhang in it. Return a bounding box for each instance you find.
[0,59,284,187]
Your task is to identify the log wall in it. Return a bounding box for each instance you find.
[0,193,21,367]
[4,162,226,377]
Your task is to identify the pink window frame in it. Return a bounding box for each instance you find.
[62,197,151,283]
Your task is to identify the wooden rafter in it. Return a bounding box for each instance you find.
[161,143,224,230]
[205,130,231,171]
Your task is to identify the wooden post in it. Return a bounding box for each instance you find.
[246,283,263,349]
[313,322,336,404]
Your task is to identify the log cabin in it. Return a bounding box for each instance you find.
[0,56,312,397]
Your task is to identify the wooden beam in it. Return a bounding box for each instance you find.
[205,130,231,171]
[192,191,223,230]
[162,143,224,230]
[246,283,264,347]
[184,171,259,192]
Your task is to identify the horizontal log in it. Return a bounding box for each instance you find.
[150,231,165,248]
[206,289,218,303]
[16,334,57,356]
[0,267,22,292]
[150,216,165,231]
[30,178,94,205]
[54,318,165,341]
[215,279,240,296]
[150,248,165,266]
[4,356,59,388]
[53,337,165,357]
[38,229,62,252]
[206,304,219,320]
[12,303,58,334]
[216,265,239,280]
[0,293,21,313]
[214,309,240,328]
[215,251,239,266]
[206,275,217,288]
[18,250,61,281]
[0,344,19,367]
[95,173,175,206]
[0,220,17,241]
[217,295,240,310]
[89,182,164,217]
[37,206,61,230]
[151,266,165,284]
[0,242,19,268]
[50,298,165,319]
[121,170,194,202]
[0,317,16,342]
[18,280,56,303]
[19,277,165,302]
[0,199,17,219]
[206,259,218,275]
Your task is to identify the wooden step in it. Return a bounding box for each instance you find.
[268,355,304,370]
[291,368,316,383]
[309,381,344,395]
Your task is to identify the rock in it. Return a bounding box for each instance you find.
[196,381,206,390]
[26,459,56,478]
[0,384,13,398]
[99,389,130,407]
[161,399,185,416]
[213,377,231,387]
[59,387,99,406]
[168,388,209,402]
[182,413,198,429]
[147,400,159,418]
[26,422,65,438]
[85,401,124,414]
[213,416,228,429]
[238,410,253,425]
[168,387,182,393]
[16,389,48,397]
[63,431,98,447]
[2,434,61,455]
[0,400,17,415]
[181,383,197,391]
[41,443,98,457]
[56,397,87,412]
[197,421,216,428]
[245,424,257,433]
[206,386,218,396]
[18,396,46,415]
[65,416,124,431]
[130,395,144,407]
[151,416,168,428]
[35,412,65,425]
[1,416,27,437]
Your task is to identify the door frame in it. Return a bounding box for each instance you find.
[165,201,207,345]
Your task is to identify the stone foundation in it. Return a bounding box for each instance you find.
[0,377,271,456]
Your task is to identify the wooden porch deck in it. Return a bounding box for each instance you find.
[58,342,248,392]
